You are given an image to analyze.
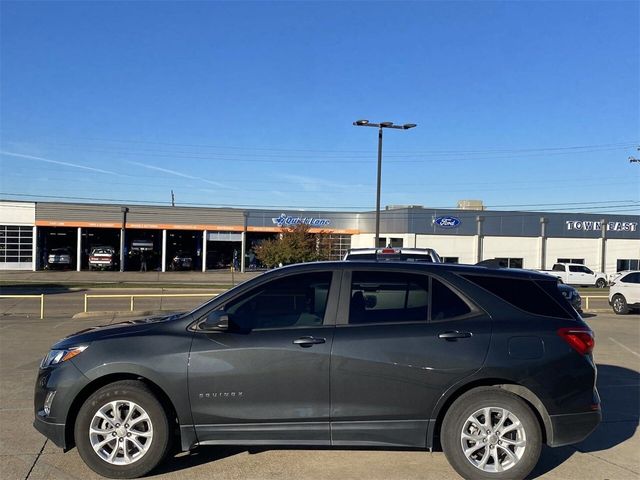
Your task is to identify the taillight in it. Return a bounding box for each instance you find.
[558,327,595,355]
[380,248,397,254]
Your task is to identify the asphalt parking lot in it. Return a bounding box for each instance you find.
[0,305,638,479]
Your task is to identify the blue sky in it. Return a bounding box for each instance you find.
[1,1,638,214]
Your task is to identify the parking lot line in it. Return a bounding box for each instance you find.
[609,337,640,358]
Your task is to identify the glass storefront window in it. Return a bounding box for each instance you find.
[0,226,33,263]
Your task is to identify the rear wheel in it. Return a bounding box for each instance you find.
[75,380,171,479]
[612,294,629,315]
[595,278,607,289]
[442,387,541,480]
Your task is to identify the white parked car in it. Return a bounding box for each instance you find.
[344,247,442,263]
[609,270,640,314]
[538,263,608,288]
[88,246,117,271]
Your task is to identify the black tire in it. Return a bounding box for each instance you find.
[595,278,607,289]
[612,294,629,315]
[441,387,542,480]
[74,380,171,479]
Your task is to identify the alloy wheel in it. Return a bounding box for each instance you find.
[460,406,526,473]
[89,400,153,465]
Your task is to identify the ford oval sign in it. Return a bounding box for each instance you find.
[434,216,461,229]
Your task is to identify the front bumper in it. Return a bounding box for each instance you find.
[33,415,67,449]
[33,361,89,451]
[548,409,601,447]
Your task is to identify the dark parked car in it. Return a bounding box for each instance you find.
[46,247,73,269]
[34,262,600,479]
[169,251,193,271]
[558,283,583,314]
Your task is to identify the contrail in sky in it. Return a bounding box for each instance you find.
[0,150,118,175]
[129,161,230,188]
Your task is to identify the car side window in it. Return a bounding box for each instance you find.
[224,272,332,330]
[621,272,640,284]
[349,271,429,324]
[431,278,472,321]
[569,265,581,273]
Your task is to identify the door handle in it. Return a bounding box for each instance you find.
[293,336,326,347]
[438,331,472,340]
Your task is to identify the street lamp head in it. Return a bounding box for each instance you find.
[380,121,394,128]
[402,123,417,129]
[353,119,369,126]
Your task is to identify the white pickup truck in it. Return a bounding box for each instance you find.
[539,263,608,288]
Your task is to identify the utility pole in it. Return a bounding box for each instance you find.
[171,190,175,206]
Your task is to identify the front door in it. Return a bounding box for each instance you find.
[189,270,339,445]
[330,269,492,447]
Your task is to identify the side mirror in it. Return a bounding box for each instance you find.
[203,310,230,331]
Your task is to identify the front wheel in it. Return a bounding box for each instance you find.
[612,294,629,315]
[74,380,171,479]
[595,278,607,289]
[441,387,542,480]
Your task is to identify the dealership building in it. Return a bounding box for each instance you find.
[1,200,638,274]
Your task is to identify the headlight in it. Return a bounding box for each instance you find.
[41,346,88,368]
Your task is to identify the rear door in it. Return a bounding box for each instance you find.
[329,268,492,447]
[568,265,594,285]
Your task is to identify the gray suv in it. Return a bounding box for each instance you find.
[34,262,600,479]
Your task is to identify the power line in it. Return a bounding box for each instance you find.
[2,192,638,215]
[1,137,637,159]
[1,143,634,163]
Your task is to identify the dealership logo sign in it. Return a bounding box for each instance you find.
[272,213,331,228]
[433,216,461,229]
[565,220,637,232]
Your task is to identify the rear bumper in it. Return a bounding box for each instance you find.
[548,410,601,447]
[33,415,67,449]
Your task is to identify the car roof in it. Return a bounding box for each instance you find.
[269,260,555,281]
[616,270,640,277]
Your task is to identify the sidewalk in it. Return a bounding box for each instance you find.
[0,269,262,286]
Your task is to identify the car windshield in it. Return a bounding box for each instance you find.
[92,248,113,254]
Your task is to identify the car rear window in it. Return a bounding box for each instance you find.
[431,278,472,320]
[461,274,573,319]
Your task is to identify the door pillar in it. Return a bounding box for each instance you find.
[202,230,208,272]
[76,227,82,272]
[161,229,167,273]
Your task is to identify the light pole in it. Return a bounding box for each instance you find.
[353,119,416,247]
